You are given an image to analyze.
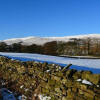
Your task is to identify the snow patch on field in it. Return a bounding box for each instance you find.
[0,52,100,69]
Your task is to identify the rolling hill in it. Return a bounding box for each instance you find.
[1,34,100,45]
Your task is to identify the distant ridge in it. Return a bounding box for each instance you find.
[1,34,100,45]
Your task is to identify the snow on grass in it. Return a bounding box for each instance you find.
[0,52,100,69]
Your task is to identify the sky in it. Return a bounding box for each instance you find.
[0,0,100,40]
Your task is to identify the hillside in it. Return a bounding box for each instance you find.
[1,34,100,57]
[1,34,100,45]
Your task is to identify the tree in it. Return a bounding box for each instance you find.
[0,42,7,52]
[85,38,91,55]
[11,43,22,52]
[43,41,58,56]
[57,41,66,55]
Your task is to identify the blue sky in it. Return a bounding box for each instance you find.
[0,0,100,40]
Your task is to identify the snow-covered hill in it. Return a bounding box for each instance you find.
[1,34,100,45]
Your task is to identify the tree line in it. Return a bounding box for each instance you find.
[0,41,58,56]
[0,38,100,56]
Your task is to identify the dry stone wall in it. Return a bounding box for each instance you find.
[0,56,100,100]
